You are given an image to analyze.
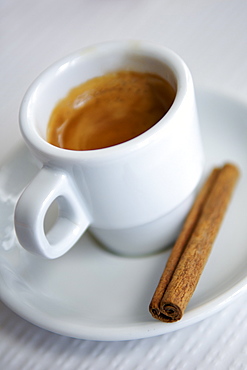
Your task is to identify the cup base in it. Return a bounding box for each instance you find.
[89,191,196,257]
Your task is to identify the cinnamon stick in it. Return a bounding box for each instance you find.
[149,163,240,323]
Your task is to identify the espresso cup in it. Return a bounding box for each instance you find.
[15,40,204,259]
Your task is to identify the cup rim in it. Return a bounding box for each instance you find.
[19,40,191,162]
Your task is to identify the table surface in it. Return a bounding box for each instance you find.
[1,0,247,369]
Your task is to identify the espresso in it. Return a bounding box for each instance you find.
[47,71,176,150]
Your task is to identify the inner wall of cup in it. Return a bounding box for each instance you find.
[31,49,178,141]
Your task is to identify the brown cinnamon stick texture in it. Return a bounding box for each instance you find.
[149,163,240,323]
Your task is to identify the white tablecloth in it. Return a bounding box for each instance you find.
[1,1,247,368]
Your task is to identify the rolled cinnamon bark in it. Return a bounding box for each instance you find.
[149,163,240,322]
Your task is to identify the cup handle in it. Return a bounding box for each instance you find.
[14,166,91,259]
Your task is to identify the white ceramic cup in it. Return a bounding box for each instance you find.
[14,40,204,259]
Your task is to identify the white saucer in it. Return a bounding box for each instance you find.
[1,89,247,341]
